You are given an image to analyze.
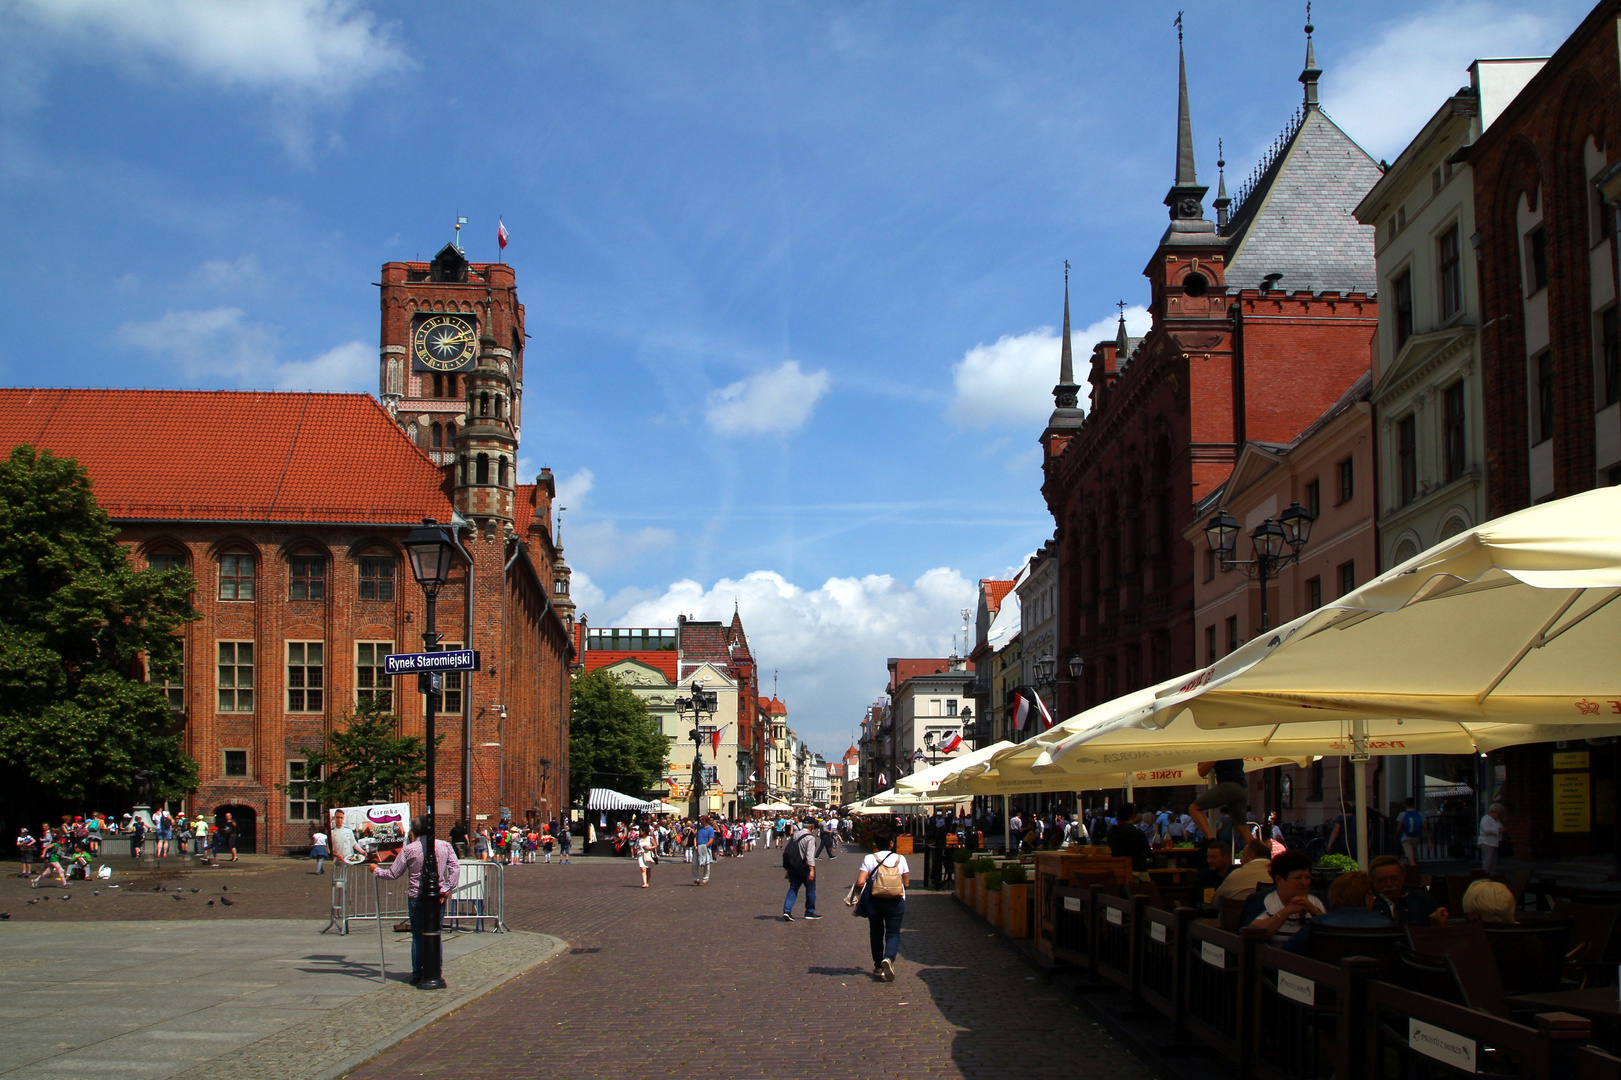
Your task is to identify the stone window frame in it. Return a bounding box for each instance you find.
[286,641,325,714]
[355,641,395,709]
[217,640,255,713]
[218,551,256,602]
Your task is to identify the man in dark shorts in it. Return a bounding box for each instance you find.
[1190,760,1252,848]
[219,813,239,863]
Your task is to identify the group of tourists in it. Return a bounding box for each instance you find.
[16,808,241,885]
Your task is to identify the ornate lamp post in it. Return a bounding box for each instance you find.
[676,682,718,820]
[401,517,468,992]
[1204,502,1315,633]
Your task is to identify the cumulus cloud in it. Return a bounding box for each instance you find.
[949,305,1150,426]
[566,520,679,573]
[706,360,830,436]
[1327,3,1576,161]
[270,339,372,391]
[188,255,266,294]
[608,567,976,754]
[10,0,410,97]
[116,307,370,391]
[554,467,595,510]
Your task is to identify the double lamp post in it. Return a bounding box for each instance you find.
[676,682,719,820]
[400,517,470,992]
[1202,501,1315,633]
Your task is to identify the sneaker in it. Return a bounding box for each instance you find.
[782,912,795,921]
[880,958,895,982]
[804,913,822,920]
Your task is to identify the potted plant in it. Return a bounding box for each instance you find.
[1000,861,1031,939]
[950,848,974,903]
[983,870,1005,926]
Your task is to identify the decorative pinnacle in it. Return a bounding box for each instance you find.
[1300,1,1321,108]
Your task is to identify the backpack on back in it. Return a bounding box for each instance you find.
[870,851,905,898]
[782,830,809,871]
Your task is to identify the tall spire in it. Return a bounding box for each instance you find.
[1114,300,1130,362]
[1051,261,1081,420]
[1300,3,1321,109]
[1163,12,1210,231]
[1213,139,1231,228]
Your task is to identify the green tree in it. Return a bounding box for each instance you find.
[0,445,200,800]
[568,667,668,805]
[290,698,443,807]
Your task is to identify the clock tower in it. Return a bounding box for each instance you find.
[378,242,525,475]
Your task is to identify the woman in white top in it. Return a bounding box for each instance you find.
[1246,851,1324,941]
[855,831,911,982]
[635,825,657,888]
[1477,803,1506,875]
[310,830,329,875]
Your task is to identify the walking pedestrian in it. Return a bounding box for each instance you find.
[692,815,716,885]
[372,816,460,988]
[781,817,819,920]
[310,826,329,875]
[854,829,910,982]
[129,815,146,859]
[557,819,573,864]
[219,813,239,862]
[635,825,657,887]
[154,807,173,859]
[32,828,70,888]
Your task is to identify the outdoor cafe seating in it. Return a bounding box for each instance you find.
[1020,856,1621,1080]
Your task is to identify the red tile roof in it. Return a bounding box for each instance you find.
[583,650,678,681]
[758,696,786,715]
[0,389,452,525]
[981,579,1015,614]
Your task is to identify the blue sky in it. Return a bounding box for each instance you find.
[0,0,1591,757]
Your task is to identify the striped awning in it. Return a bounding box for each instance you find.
[586,788,658,811]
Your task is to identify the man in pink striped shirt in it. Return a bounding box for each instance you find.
[373,816,460,986]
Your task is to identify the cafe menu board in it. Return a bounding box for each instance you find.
[1553,754,1591,834]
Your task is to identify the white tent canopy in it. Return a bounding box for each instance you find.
[586,788,660,812]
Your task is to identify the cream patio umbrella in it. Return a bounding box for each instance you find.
[1095,486,1621,865]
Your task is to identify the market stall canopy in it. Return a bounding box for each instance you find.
[753,801,794,813]
[586,788,660,812]
[1150,486,1621,732]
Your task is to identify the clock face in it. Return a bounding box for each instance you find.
[413,315,476,371]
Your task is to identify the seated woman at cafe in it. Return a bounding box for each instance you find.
[1242,851,1323,943]
[1460,879,1517,924]
[1280,869,1394,954]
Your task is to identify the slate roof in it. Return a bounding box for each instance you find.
[0,388,451,524]
[1222,109,1382,296]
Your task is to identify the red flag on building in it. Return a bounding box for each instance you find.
[941,732,963,754]
[711,724,726,756]
[1034,692,1055,730]
[1012,692,1031,732]
[497,218,509,250]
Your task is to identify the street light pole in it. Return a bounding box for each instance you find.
[1204,502,1316,635]
[401,517,468,992]
[677,682,717,820]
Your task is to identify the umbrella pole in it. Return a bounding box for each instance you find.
[1353,719,1371,871]
[1003,795,1011,853]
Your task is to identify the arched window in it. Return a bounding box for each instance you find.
[494,395,504,419]
[289,550,325,600]
[497,455,508,487]
[458,455,469,485]
[479,392,490,417]
[432,374,444,398]
[446,422,457,442]
[219,551,256,601]
[446,374,457,399]
[476,453,490,484]
[147,549,187,574]
[407,422,419,443]
[431,423,443,448]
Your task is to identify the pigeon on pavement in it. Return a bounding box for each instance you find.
[220,896,235,906]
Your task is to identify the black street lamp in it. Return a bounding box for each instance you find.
[676,682,719,820]
[1204,501,1315,633]
[401,516,468,992]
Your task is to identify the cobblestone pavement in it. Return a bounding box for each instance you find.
[344,850,1163,1080]
[0,854,332,923]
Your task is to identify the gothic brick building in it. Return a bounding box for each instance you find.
[0,245,575,852]
[1042,32,1381,717]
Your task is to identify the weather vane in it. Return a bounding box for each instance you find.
[1175,11,1183,45]
[1117,299,1128,317]
[1064,258,1070,285]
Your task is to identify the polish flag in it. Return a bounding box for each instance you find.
[1012,692,1031,732]
[877,771,888,787]
[1034,692,1055,731]
[497,218,509,250]
[941,732,963,754]
[711,724,726,756]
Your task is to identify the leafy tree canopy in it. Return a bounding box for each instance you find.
[290,697,441,808]
[0,445,200,800]
[568,667,668,805]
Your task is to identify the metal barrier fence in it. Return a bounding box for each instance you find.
[322,860,505,935]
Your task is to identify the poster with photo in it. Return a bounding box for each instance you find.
[328,803,412,864]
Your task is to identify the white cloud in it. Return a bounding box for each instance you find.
[555,468,596,510]
[706,360,830,436]
[568,569,606,612]
[116,307,370,391]
[270,339,372,391]
[1327,3,1577,161]
[189,255,265,294]
[609,566,976,755]
[11,0,410,97]
[566,520,679,573]
[949,306,1150,426]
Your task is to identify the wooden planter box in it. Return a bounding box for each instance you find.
[973,875,986,915]
[986,887,1005,928]
[955,869,969,904]
[895,835,915,854]
[1003,883,1030,938]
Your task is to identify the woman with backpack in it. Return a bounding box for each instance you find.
[853,829,911,982]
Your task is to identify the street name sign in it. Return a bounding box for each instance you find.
[384,650,481,675]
